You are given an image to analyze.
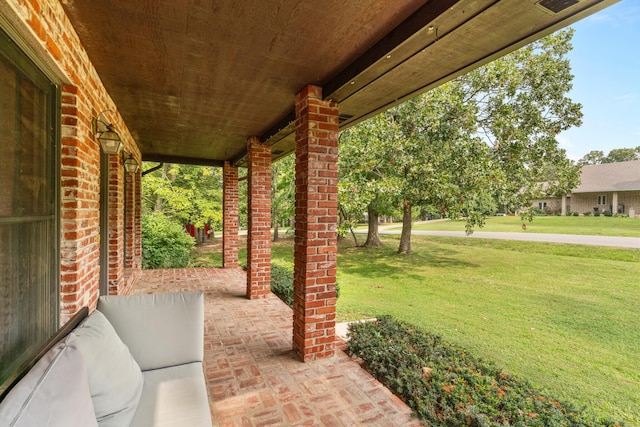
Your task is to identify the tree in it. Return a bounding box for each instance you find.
[142,163,223,242]
[577,150,605,166]
[458,28,582,220]
[271,155,295,242]
[339,29,582,254]
[578,147,640,165]
[340,86,492,254]
[602,147,640,163]
[339,114,401,247]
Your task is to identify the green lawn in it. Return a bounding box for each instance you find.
[388,215,640,237]
[265,235,640,425]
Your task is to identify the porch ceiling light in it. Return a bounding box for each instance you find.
[123,152,140,174]
[92,111,123,155]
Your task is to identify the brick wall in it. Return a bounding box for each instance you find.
[246,137,272,298]
[2,0,141,323]
[223,161,239,268]
[292,85,339,361]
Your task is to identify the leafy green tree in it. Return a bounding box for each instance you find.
[142,163,223,240]
[339,114,401,247]
[339,29,582,254]
[577,150,605,166]
[602,147,640,163]
[271,155,295,241]
[458,28,582,219]
[578,147,640,165]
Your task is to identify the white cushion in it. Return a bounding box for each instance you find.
[74,309,143,427]
[0,333,98,427]
[129,362,212,427]
[98,292,204,371]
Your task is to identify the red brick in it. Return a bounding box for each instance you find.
[246,137,271,299]
[292,85,338,362]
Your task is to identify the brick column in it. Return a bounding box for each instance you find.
[246,137,271,298]
[292,85,339,361]
[223,161,239,268]
[134,170,142,267]
[125,168,136,269]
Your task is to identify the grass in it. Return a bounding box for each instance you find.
[192,232,639,423]
[387,215,640,237]
[258,235,640,425]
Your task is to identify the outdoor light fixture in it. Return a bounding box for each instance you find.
[92,111,123,154]
[122,152,140,174]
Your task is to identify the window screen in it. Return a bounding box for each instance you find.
[0,28,59,389]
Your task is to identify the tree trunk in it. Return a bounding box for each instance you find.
[273,222,279,242]
[364,203,382,247]
[154,163,169,211]
[397,199,412,254]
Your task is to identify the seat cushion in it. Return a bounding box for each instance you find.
[74,309,143,427]
[129,362,212,427]
[0,333,98,427]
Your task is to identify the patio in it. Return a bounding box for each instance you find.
[131,268,424,426]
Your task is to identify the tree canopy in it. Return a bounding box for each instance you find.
[339,29,582,254]
[142,163,223,235]
[578,147,640,165]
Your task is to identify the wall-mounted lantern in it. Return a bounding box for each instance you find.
[92,111,123,155]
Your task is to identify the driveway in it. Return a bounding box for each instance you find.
[360,227,640,249]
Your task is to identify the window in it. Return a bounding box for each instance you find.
[597,195,606,205]
[0,28,59,389]
[538,202,547,209]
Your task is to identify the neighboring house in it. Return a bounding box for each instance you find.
[571,160,640,217]
[532,160,640,217]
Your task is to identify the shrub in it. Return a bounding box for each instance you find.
[594,211,601,217]
[583,211,592,216]
[603,210,613,217]
[572,211,579,216]
[271,263,294,307]
[270,263,340,308]
[565,210,572,216]
[347,316,618,427]
[142,213,195,269]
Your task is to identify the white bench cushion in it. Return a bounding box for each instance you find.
[0,333,98,427]
[130,362,212,427]
[75,309,143,427]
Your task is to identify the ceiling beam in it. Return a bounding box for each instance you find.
[142,154,225,167]
[261,0,459,148]
[323,0,461,103]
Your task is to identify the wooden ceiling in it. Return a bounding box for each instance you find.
[61,0,617,167]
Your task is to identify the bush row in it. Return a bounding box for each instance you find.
[347,316,619,427]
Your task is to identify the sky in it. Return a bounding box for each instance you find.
[556,0,640,161]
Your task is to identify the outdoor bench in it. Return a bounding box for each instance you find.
[0,291,212,427]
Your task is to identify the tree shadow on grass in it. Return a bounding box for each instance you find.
[338,244,479,280]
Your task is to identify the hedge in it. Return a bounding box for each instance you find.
[270,263,340,308]
[347,316,619,427]
[142,213,195,269]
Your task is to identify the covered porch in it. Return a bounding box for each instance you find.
[131,267,423,426]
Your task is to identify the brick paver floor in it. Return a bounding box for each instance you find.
[133,268,424,426]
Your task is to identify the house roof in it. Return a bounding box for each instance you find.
[61,0,617,167]
[574,160,640,193]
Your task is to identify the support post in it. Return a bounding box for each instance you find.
[292,85,339,361]
[223,161,239,268]
[246,137,271,298]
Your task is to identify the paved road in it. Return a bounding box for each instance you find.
[357,228,640,249]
